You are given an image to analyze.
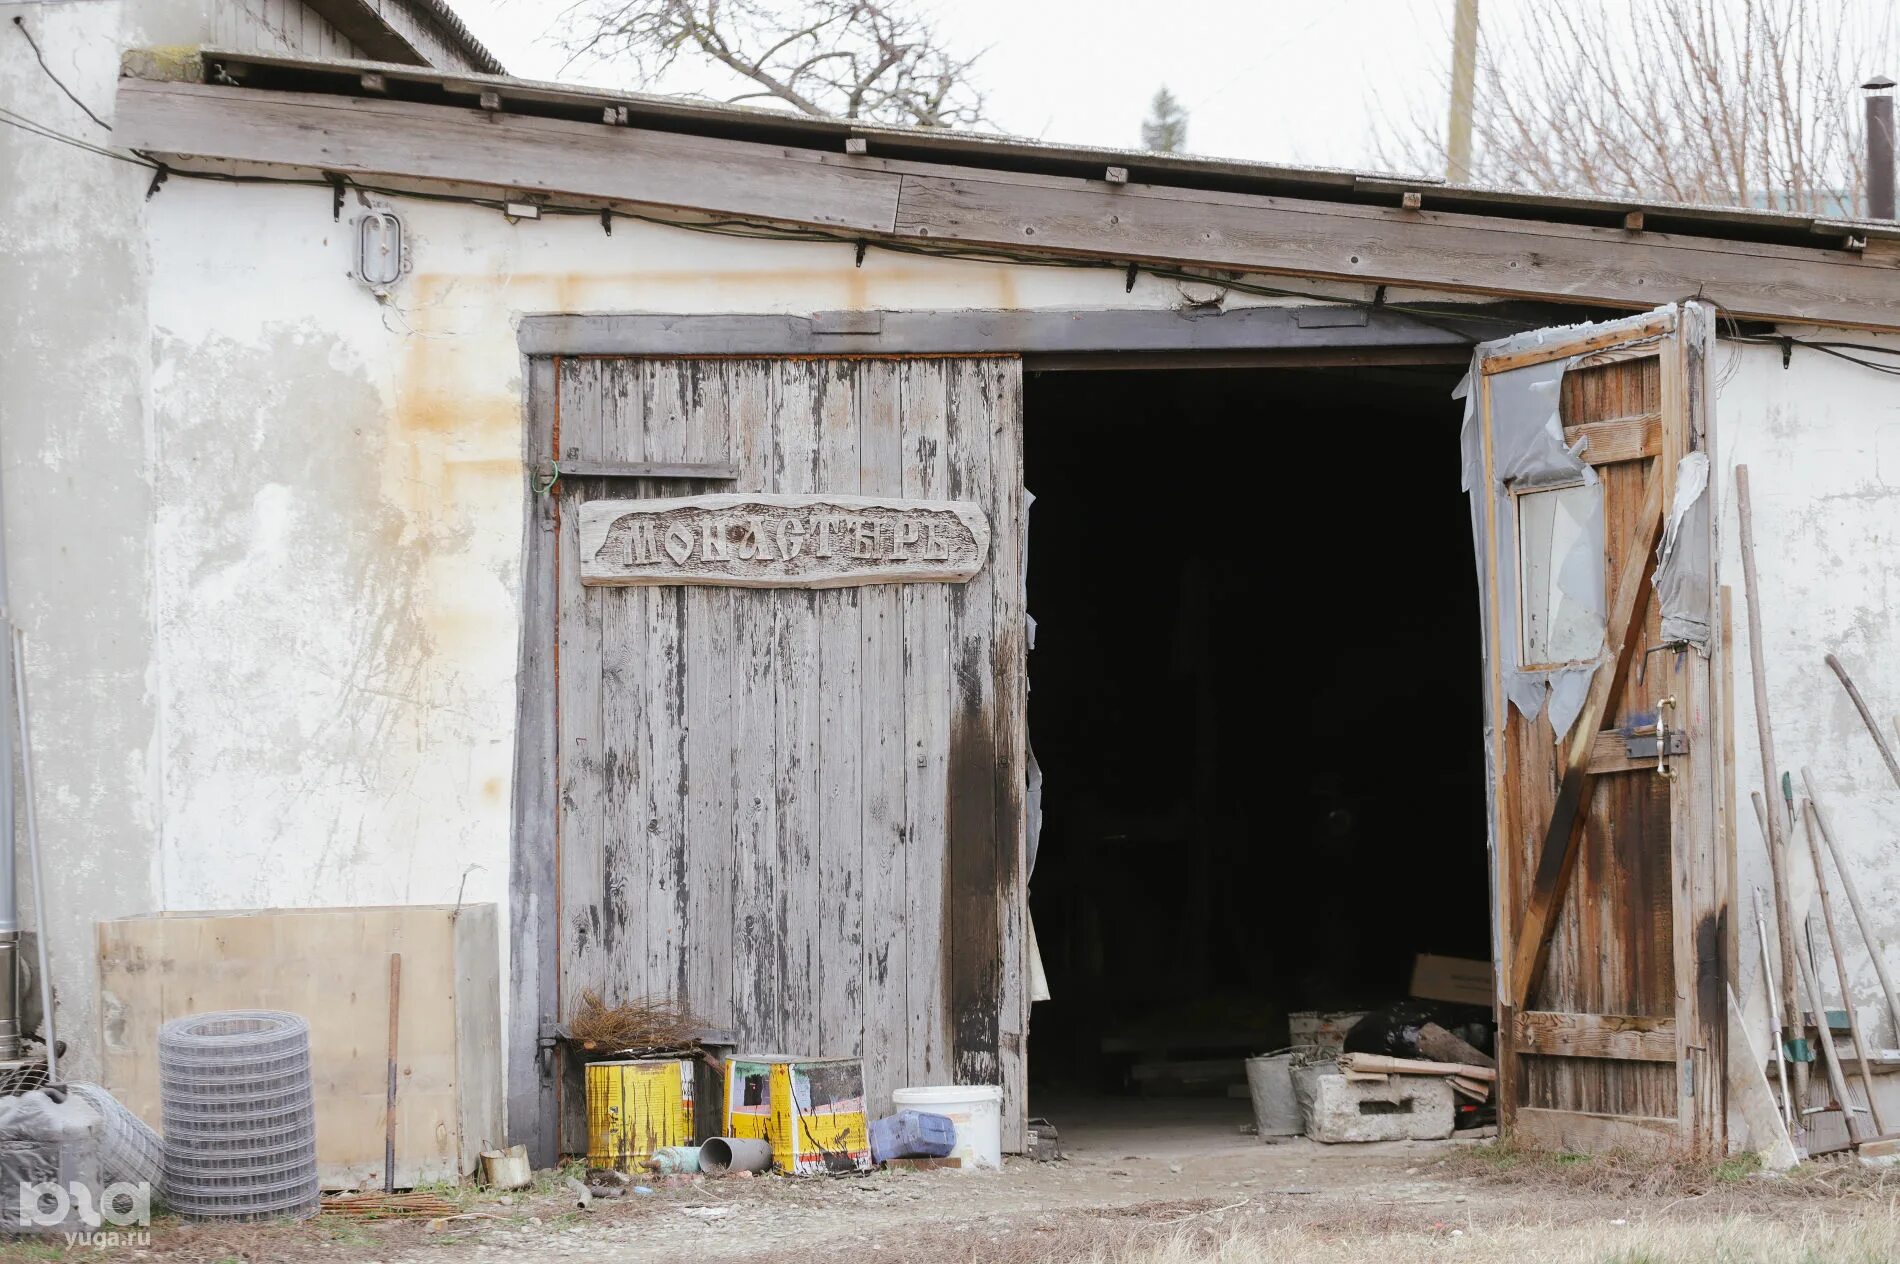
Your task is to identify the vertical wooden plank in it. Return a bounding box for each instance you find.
[557,358,607,1012]
[641,362,689,1003]
[555,358,607,1157]
[729,360,782,1051]
[816,362,865,1060]
[683,363,737,1030]
[774,362,822,1055]
[902,360,952,1088]
[1477,369,1519,1136]
[945,358,1000,1090]
[509,355,560,1166]
[1675,302,1725,1149]
[859,360,909,1112]
[987,359,1029,1148]
[596,361,648,1009]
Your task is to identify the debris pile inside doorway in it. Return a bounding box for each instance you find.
[1235,958,1499,1146]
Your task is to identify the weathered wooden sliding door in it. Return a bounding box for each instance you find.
[550,355,1027,1152]
[1474,304,1725,1153]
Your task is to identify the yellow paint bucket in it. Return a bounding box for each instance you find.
[585,1058,695,1171]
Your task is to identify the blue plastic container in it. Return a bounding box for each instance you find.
[869,1109,957,1163]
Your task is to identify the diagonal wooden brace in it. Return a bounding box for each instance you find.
[1511,465,1668,1010]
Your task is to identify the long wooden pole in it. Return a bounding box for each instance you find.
[1446,0,1480,182]
[1801,767,1900,1043]
[1736,465,1808,1106]
[1801,799,1887,1133]
[1796,933,1866,1145]
[385,951,402,1194]
[1824,654,1900,791]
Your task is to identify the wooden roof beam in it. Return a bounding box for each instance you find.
[113,78,1900,331]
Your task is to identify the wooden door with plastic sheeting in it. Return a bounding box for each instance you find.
[1471,303,1725,1154]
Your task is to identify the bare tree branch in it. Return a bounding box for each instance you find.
[555,0,989,128]
[1376,0,1895,216]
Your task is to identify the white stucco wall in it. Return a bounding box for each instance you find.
[2,0,160,1084]
[1717,333,1900,1141]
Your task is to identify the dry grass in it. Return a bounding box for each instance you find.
[567,989,702,1052]
[1440,1139,1900,1207]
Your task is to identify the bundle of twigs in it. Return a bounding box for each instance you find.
[568,989,702,1052]
[321,1191,461,1219]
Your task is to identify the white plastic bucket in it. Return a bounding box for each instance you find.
[891,1085,1002,1170]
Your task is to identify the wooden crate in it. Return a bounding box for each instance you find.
[97,905,502,1189]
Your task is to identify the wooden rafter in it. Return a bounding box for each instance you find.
[1510,463,1667,1010]
[112,80,1900,331]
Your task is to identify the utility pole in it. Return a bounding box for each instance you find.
[1447,0,1480,183]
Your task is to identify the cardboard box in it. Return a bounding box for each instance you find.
[1410,953,1495,1007]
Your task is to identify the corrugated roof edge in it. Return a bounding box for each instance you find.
[172,48,1900,248]
[401,0,505,76]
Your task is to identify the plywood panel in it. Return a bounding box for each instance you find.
[97,906,500,1189]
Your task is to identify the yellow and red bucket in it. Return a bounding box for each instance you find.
[723,1055,872,1174]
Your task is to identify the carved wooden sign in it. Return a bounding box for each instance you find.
[578,493,991,589]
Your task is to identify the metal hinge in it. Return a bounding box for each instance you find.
[531,458,740,492]
[536,1017,564,1080]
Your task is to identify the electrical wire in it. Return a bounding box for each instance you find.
[7,98,1900,371]
[10,16,112,133]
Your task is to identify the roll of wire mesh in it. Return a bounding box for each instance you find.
[158,1011,320,1221]
[66,1082,163,1189]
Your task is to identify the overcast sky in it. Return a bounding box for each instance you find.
[450,0,1460,174]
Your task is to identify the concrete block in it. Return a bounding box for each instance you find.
[1303,1071,1455,1143]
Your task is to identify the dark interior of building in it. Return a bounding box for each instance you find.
[1022,362,1490,1109]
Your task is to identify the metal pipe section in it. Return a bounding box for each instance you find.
[0,448,19,1062]
[1867,76,1896,221]
[697,1137,772,1174]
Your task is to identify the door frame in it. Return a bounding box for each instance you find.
[505,301,1604,1162]
[1471,302,1727,1153]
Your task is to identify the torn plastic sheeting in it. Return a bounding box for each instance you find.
[1458,339,1607,736]
[1656,450,1711,648]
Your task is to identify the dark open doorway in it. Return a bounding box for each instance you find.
[1022,363,1488,1133]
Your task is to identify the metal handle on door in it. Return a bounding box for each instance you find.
[1657,696,1678,779]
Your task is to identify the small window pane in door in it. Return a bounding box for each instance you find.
[1518,483,1599,665]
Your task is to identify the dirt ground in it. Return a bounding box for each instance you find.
[12,1098,1900,1264]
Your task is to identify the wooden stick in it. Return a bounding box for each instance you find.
[1418,1022,1496,1070]
[1753,886,1796,1129]
[386,951,402,1195]
[1753,792,1813,1110]
[1825,654,1900,791]
[1801,798,1888,1133]
[1800,767,1900,1046]
[1736,465,1808,1108]
[1340,1052,1496,1081]
[1796,931,1866,1146]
